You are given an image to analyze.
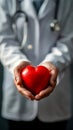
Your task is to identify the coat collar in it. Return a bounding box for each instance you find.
[21,0,55,19]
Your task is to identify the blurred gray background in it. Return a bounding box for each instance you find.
[0,63,8,130]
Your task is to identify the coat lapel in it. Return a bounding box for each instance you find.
[38,0,55,19]
[21,0,37,18]
[21,0,55,19]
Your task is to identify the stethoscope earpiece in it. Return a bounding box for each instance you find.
[50,20,61,31]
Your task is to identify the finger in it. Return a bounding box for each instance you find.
[35,85,54,100]
[14,76,35,100]
[50,69,58,85]
[14,68,22,85]
[16,84,35,100]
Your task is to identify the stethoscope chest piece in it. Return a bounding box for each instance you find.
[50,20,61,31]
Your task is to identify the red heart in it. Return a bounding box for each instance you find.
[20,65,51,95]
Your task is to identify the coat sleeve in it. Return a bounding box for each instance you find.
[42,9,73,73]
[0,0,30,74]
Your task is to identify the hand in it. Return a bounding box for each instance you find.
[14,61,35,100]
[34,62,59,100]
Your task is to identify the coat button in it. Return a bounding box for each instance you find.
[27,44,33,50]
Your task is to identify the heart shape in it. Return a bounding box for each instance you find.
[20,65,51,95]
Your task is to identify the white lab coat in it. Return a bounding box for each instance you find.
[0,0,73,122]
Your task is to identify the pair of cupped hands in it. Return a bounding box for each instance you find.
[14,61,59,101]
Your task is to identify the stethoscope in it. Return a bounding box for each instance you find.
[50,0,61,31]
[14,0,61,32]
